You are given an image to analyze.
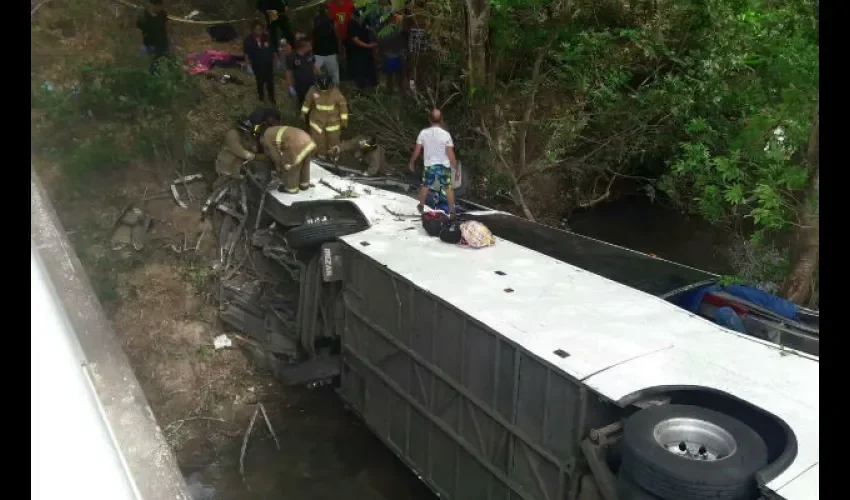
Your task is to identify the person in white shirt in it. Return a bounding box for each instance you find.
[407,108,458,217]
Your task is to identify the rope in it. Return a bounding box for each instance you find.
[115,0,328,25]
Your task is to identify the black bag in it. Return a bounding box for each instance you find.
[422,212,449,237]
[439,222,462,244]
[208,24,239,43]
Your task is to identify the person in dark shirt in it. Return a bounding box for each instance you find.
[377,9,409,94]
[312,6,340,85]
[136,0,171,72]
[285,39,319,115]
[257,0,294,53]
[244,21,278,104]
[346,8,378,89]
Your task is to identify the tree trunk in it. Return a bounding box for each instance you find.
[464,0,490,90]
[782,107,819,305]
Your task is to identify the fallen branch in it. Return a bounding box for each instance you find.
[258,403,281,450]
[239,403,281,484]
[577,174,618,208]
[239,406,260,483]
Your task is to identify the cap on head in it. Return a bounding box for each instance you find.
[429,108,442,125]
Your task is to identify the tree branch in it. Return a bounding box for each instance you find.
[477,119,536,221]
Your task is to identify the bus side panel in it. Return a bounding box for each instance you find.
[337,248,613,500]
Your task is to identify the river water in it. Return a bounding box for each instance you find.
[186,194,732,499]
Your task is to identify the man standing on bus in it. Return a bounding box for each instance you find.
[408,108,457,218]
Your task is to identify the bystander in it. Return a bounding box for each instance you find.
[285,39,320,116]
[346,9,378,89]
[136,0,172,73]
[312,6,341,85]
[244,21,278,104]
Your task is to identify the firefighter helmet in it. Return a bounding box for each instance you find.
[358,135,377,151]
[236,119,252,134]
[316,72,332,91]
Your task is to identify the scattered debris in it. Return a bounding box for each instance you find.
[213,334,232,350]
[111,206,152,251]
[171,173,205,209]
[383,205,419,219]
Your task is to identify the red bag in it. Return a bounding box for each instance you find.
[421,211,449,237]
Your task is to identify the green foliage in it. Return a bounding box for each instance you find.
[33,53,200,181]
[653,0,818,241]
[51,131,128,182]
[77,57,200,119]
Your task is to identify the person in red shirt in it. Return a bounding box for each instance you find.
[327,0,354,65]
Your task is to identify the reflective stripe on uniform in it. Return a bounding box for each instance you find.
[340,113,349,121]
[316,104,336,111]
[275,126,289,147]
[325,124,341,132]
[294,141,317,164]
[300,106,310,114]
[309,122,323,133]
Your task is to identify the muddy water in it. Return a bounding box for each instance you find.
[187,194,731,500]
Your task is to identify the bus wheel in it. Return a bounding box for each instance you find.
[620,404,768,500]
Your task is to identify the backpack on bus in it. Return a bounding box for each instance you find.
[421,211,449,237]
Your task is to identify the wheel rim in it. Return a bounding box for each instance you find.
[653,417,737,461]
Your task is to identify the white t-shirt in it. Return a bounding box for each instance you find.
[416,126,454,167]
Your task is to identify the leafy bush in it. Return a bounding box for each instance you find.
[32,51,200,180]
[77,57,200,119]
[54,131,127,182]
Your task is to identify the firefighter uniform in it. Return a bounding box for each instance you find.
[214,126,256,190]
[300,85,348,156]
[261,125,316,193]
[332,136,386,176]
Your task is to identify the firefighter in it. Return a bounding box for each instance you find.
[261,125,317,193]
[213,119,257,190]
[300,72,349,158]
[247,106,282,153]
[329,135,386,176]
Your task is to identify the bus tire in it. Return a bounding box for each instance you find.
[620,404,768,500]
[285,219,362,250]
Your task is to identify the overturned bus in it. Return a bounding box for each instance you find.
[211,160,818,500]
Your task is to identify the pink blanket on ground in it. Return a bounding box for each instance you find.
[184,50,241,74]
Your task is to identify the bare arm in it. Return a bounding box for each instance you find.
[408,144,422,171]
[352,36,376,49]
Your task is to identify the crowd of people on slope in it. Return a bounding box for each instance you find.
[242,0,413,106]
[138,0,457,218]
